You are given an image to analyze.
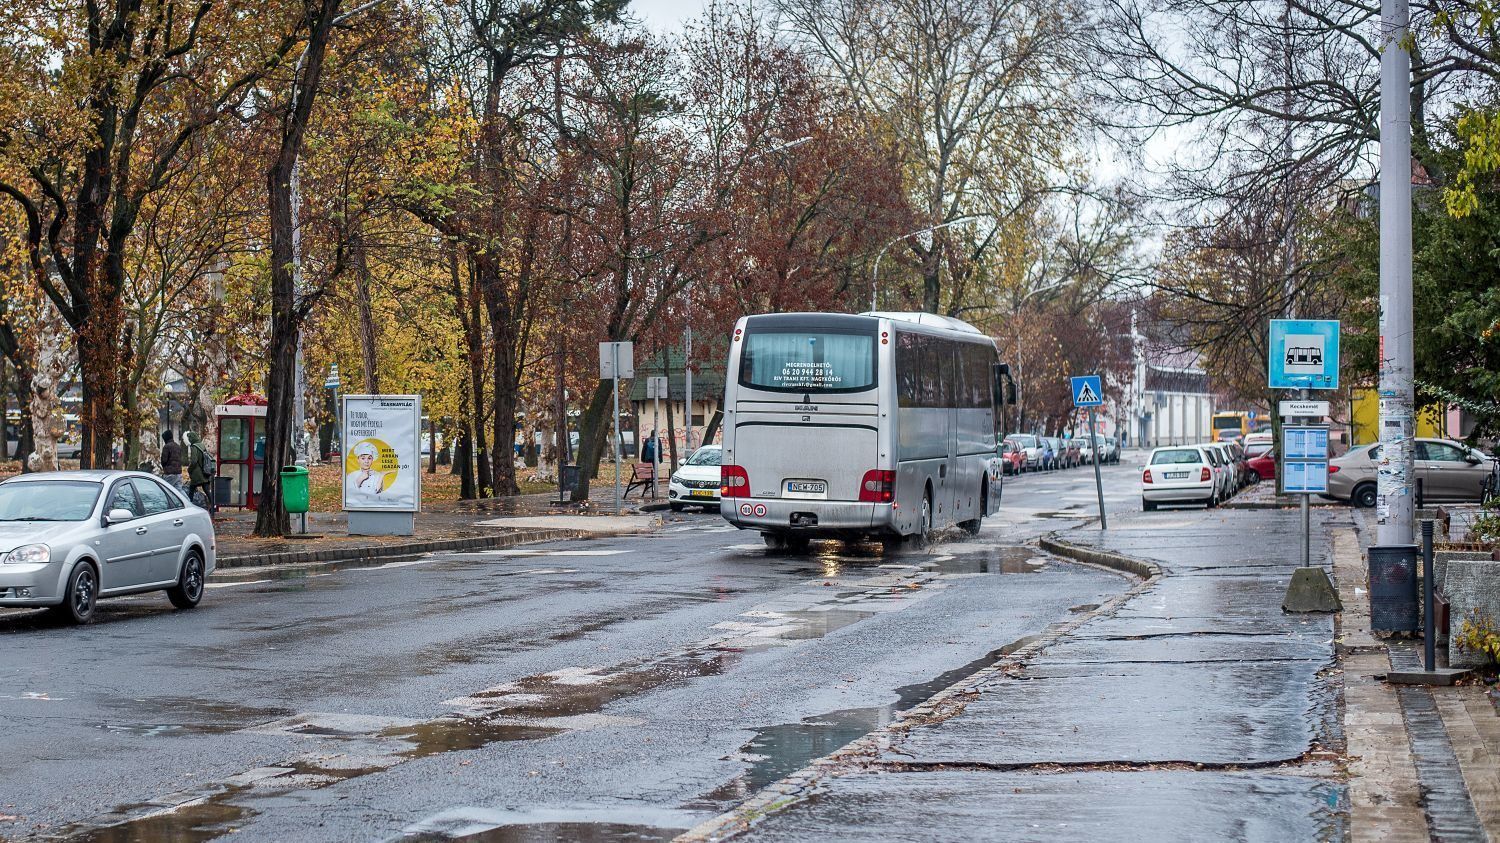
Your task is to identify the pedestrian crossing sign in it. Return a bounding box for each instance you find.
[1071,375,1103,407]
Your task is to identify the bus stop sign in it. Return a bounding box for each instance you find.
[1269,319,1339,390]
[1071,375,1103,407]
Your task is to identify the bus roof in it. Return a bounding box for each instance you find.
[861,311,984,335]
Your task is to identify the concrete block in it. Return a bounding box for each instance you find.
[1283,566,1342,613]
[1445,559,1500,669]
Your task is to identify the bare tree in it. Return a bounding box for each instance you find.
[772,0,1087,314]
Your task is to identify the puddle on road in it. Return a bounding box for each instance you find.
[382,718,564,758]
[698,636,1038,804]
[469,649,735,719]
[923,545,1046,575]
[101,698,293,734]
[405,822,681,842]
[774,609,877,640]
[67,787,252,843]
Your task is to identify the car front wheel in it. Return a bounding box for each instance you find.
[167,550,205,609]
[52,562,98,624]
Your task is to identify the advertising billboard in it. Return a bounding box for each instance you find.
[341,395,422,513]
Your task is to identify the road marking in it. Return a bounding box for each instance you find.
[205,580,272,589]
[484,549,631,557]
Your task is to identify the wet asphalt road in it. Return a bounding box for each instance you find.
[0,460,1145,842]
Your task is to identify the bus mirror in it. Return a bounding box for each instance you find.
[1006,380,1018,405]
[992,364,1008,404]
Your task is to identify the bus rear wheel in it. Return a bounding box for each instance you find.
[958,486,984,536]
[911,492,933,548]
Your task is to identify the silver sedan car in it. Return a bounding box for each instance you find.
[0,471,216,623]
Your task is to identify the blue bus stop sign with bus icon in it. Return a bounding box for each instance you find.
[1071,375,1103,407]
[1269,319,1340,390]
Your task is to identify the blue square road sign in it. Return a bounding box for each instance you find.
[1071,375,1103,407]
[1269,319,1340,390]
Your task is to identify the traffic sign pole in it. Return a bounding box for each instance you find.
[613,343,621,516]
[1070,375,1107,530]
[1089,408,1107,530]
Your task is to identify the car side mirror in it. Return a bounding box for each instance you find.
[104,508,135,526]
[1467,454,1482,465]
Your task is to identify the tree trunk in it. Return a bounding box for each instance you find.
[28,308,68,473]
[351,226,380,393]
[572,379,617,503]
[488,297,521,497]
[256,0,343,538]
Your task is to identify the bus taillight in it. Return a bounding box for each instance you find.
[859,470,896,503]
[721,465,750,497]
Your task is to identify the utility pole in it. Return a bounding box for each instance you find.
[1377,0,1415,546]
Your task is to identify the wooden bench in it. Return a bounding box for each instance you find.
[624,462,661,499]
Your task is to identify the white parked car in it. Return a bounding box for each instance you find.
[1141,446,1219,511]
[0,471,216,623]
[1204,443,1236,498]
[668,445,722,512]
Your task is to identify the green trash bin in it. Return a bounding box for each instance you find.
[281,465,310,514]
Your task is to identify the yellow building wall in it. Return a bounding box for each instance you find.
[1351,389,1445,445]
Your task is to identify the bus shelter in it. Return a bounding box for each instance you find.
[215,400,268,510]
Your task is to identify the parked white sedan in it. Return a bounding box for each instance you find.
[1141,446,1218,510]
[0,471,215,623]
[668,445,723,512]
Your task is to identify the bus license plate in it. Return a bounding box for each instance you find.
[784,480,827,498]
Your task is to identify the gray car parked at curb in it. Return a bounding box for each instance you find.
[0,471,216,623]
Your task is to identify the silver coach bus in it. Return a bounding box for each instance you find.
[719,311,1014,551]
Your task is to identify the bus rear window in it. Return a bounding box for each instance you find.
[740,331,876,393]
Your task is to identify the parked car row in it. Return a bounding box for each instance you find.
[1140,441,1255,510]
[1001,433,1120,475]
[1324,438,1497,507]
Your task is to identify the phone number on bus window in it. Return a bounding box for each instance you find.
[775,363,841,387]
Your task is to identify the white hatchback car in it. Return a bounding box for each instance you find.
[1142,446,1218,510]
[668,445,722,512]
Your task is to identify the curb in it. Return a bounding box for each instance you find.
[674,534,1165,843]
[1038,534,1162,580]
[215,527,597,569]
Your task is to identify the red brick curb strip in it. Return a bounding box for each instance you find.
[215,528,592,569]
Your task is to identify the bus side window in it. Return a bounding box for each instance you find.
[896,332,921,408]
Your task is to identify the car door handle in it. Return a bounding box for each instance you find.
[135,527,148,535]
[173,519,184,527]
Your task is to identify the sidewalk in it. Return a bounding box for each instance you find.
[682,505,1500,842]
[684,507,1348,841]
[211,493,658,568]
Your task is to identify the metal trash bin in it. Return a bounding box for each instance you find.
[559,464,580,499]
[281,465,310,514]
[214,476,233,506]
[1369,544,1418,633]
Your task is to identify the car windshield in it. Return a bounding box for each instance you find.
[0,480,102,521]
[1246,443,1272,457]
[1152,449,1203,465]
[685,448,722,467]
[1008,435,1037,447]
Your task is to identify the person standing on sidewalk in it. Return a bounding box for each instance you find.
[186,431,215,510]
[160,430,184,493]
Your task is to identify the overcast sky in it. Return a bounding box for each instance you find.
[630,0,707,32]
